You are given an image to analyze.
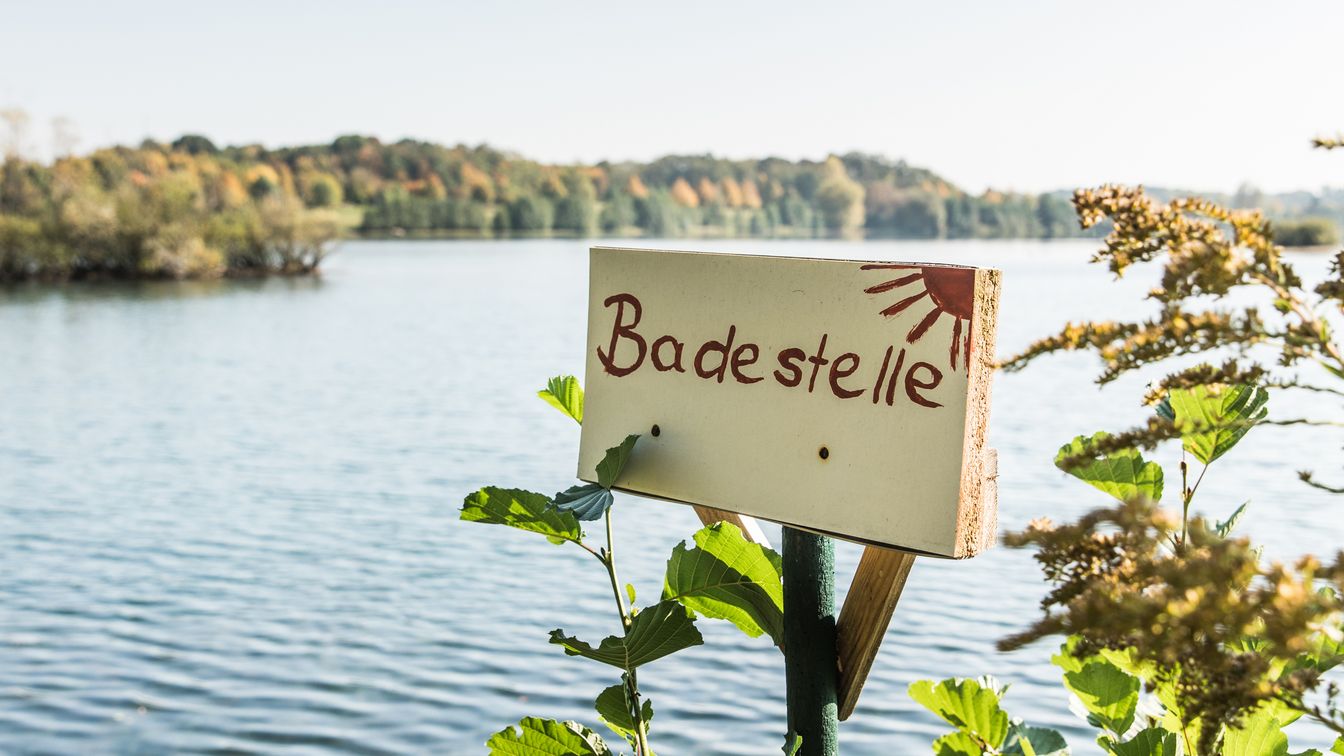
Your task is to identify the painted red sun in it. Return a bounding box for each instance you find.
[861,263,976,371]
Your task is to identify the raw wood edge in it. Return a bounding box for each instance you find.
[693,505,770,548]
[835,546,917,720]
[954,268,1001,558]
[979,449,999,549]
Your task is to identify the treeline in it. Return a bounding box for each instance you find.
[0,134,1093,283]
[4,131,1339,282]
[275,137,1085,240]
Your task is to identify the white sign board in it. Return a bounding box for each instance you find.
[578,247,1000,558]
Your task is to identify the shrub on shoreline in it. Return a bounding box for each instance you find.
[0,150,340,282]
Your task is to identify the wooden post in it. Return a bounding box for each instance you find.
[783,526,838,756]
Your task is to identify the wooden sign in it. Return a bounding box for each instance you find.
[577,247,1000,558]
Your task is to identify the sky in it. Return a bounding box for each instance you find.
[3,0,1343,194]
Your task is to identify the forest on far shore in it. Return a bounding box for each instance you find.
[1,127,1341,281]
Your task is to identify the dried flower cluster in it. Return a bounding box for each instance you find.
[1002,500,1344,753]
[1003,185,1340,381]
[1002,184,1344,491]
[991,146,1344,755]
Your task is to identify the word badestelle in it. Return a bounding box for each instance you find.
[597,293,947,409]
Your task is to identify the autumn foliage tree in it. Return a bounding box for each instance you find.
[815,155,865,234]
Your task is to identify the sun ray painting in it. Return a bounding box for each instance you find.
[861,263,976,371]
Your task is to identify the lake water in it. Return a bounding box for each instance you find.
[2,239,1341,755]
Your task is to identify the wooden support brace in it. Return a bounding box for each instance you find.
[835,448,998,720]
[693,505,770,548]
[835,545,916,721]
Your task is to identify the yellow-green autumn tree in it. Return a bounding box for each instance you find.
[815,155,865,234]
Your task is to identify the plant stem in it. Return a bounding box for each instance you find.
[1255,272,1344,375]
[1265,417,1344,427]
[603,509,630,627]
[1178,460,1210,552]
[627,668,648,754]
[1283,695,1344,738]
[600,507,649,756]
[577,541,606,563]
[1270,379,1344,399]
[1188,462,1210,504]
[1179,453,1190,552]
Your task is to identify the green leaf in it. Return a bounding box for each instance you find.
[1054,432,1164,503]
[538,375,584,424]
[1216,501,1249,538]
[1096,645,1156,680]
[461,487,583,546]
[550,600,703,670]
[1289,623,1344,674]
[486,717,612,755]
[931,731,982,756]
[1110,728,1177,756]
[596,434,640,489]
[1331,736,1344,755]
[1272,626,1344,718]
[1223,707,1290,756]
[909,678,1011,750]
[625,583,637,605]
[1004,725,1068,756]
[1167,384,1269,465]
[1052,644,1139,736]
[663,522,785,645]
[593,684,632,743]
[782,732,802,756]
[553,483,615,521]
[594,683,651,745]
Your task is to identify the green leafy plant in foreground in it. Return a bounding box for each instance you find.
[914,383,1344,755]
[922,169,1344,754]
[463,375,786,755]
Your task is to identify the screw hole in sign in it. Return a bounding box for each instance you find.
[651,424,661,437]
[818,446,830,460]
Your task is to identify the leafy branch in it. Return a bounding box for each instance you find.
[1000,185,1344,493]
[463,375,786,755]
[986,384,1344,755]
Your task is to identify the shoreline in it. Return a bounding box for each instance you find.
[2,237,1337,287]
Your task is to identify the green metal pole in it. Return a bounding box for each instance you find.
[783,526,838,756]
